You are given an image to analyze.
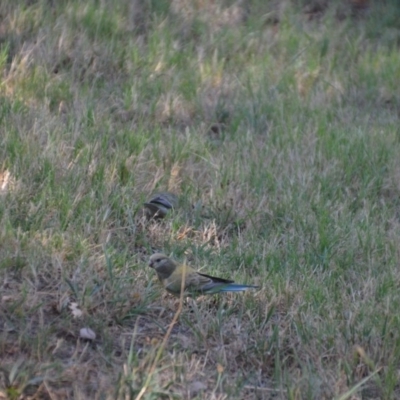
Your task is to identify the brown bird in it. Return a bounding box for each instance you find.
[144,192,179,219]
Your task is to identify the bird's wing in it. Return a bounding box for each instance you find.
[164,264,237,295]
[148,193,176,209]
[163,264,201,294]
[184,271,215,289]
[197,272,234,284]
[184,271,236,294]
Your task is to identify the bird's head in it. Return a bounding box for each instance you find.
[148,253,176,279]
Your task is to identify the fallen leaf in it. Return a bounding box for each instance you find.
[69,302,83,318]
[80,328,96,340]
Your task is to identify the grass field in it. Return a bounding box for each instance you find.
[1,0,400,398]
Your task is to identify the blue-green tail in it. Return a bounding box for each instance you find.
[205,283,259,294]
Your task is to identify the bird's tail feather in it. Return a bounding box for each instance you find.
[207,284,259,293]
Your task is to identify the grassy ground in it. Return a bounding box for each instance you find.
[1,0,400,398]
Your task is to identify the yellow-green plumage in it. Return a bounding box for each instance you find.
[148,253,259,297]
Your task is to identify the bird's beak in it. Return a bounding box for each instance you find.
[148,260,154,268]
